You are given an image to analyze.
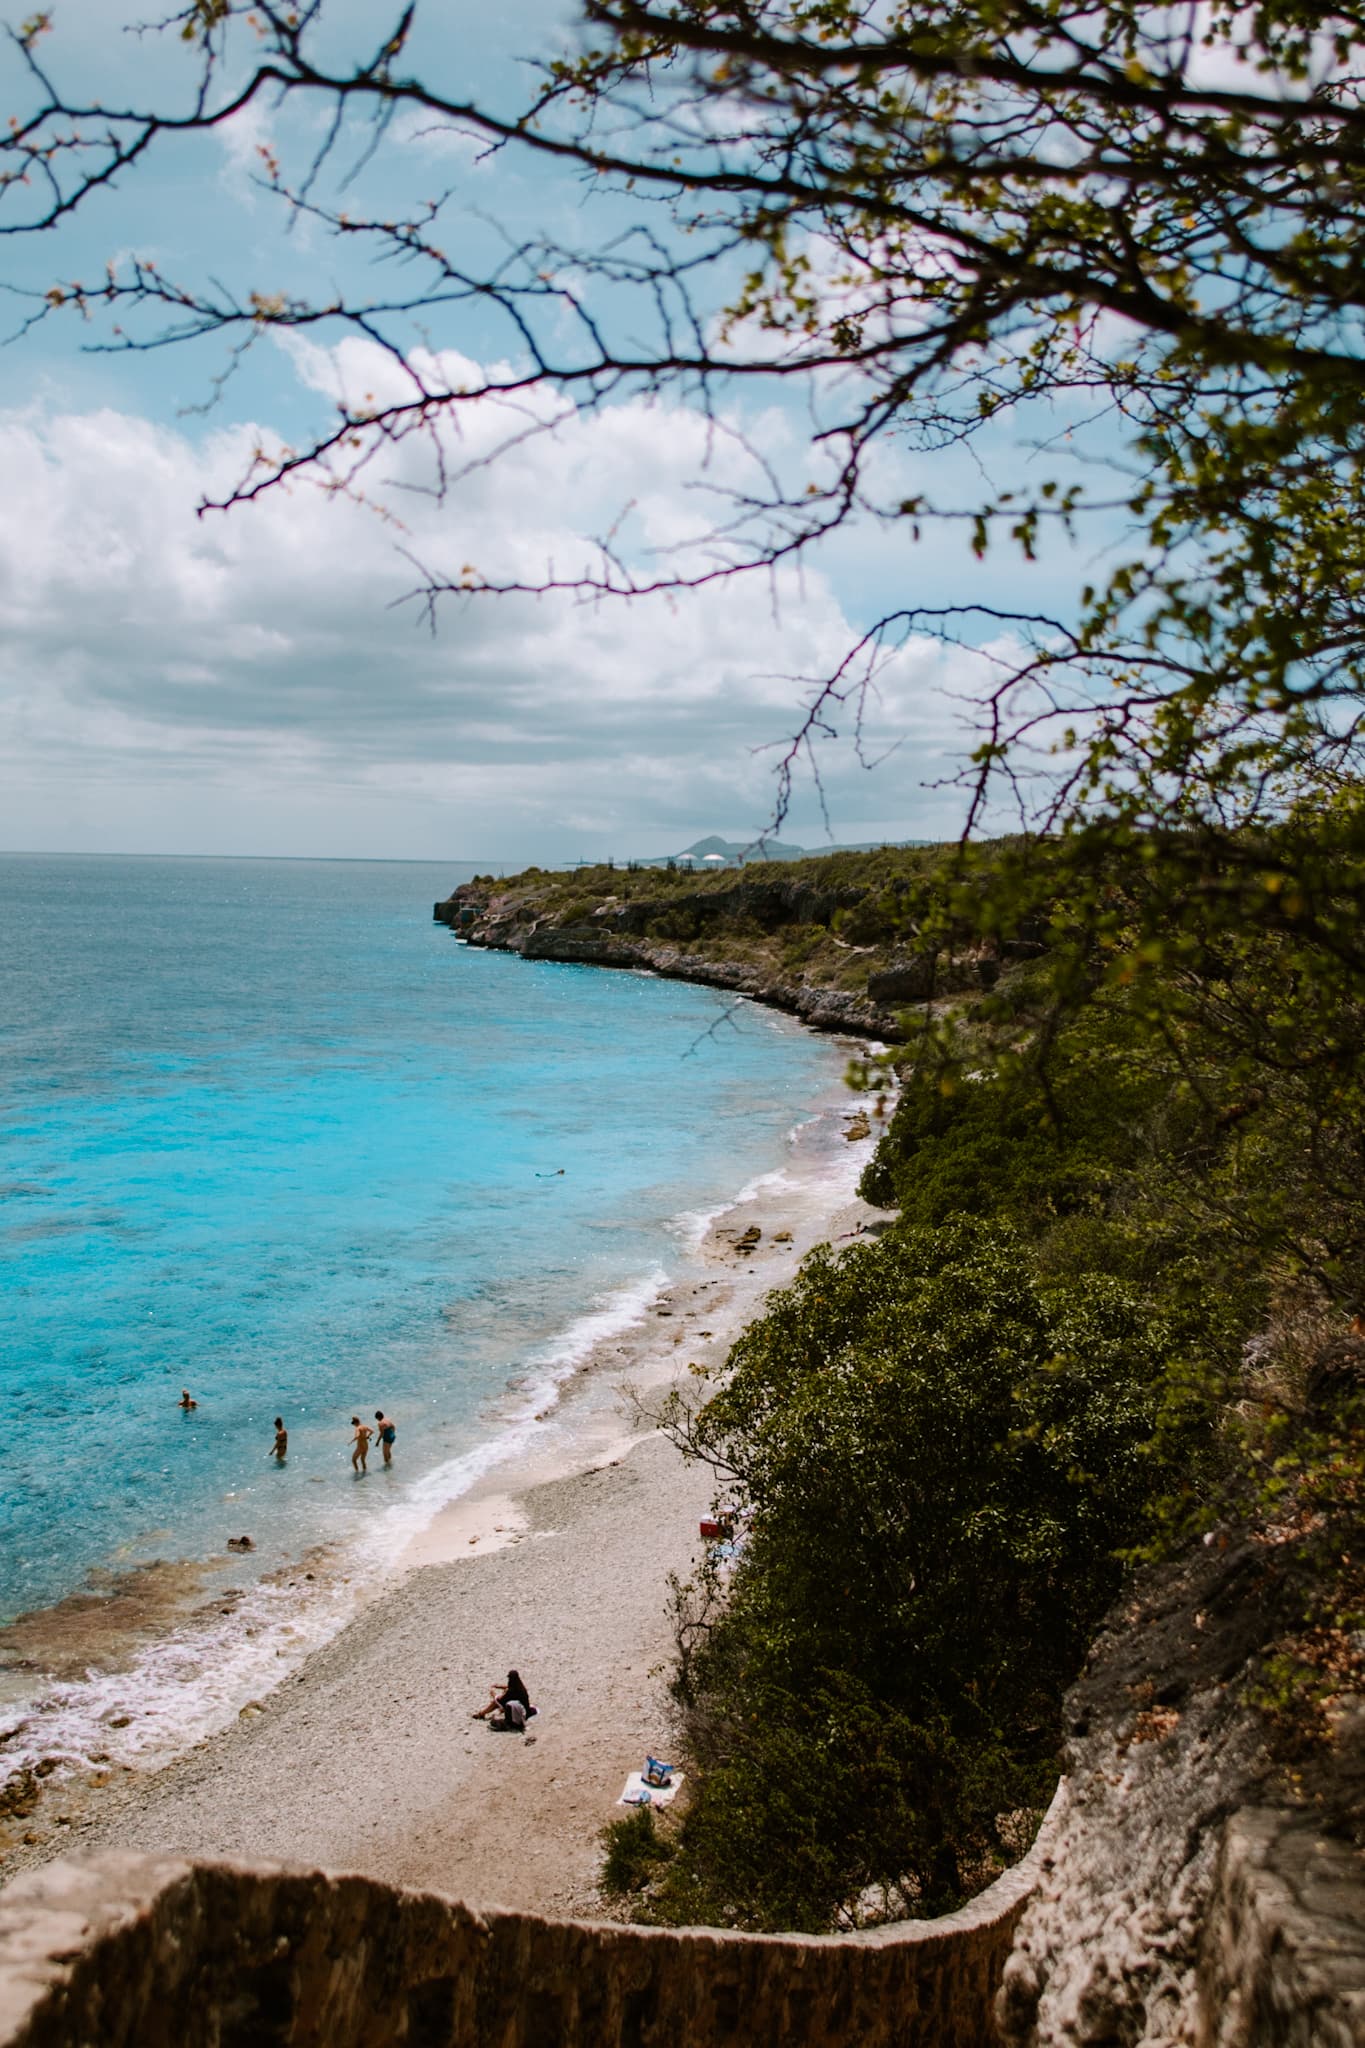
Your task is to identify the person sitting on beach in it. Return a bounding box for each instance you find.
[178,1389,197,1410]
[374,1409,396,1466]
[472,1668,536,1731]
[270,1417,288,1463]
[350,1416,372,1473]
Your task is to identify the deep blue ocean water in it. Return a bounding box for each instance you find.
[0,854,845,1636]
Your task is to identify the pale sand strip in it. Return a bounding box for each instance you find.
[4,1148,888,1918]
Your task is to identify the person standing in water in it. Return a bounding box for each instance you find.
[350,1416,372,1473]
[178,1389,197,1411]
[374,1410,396,1466]
[270,1417,288,1463]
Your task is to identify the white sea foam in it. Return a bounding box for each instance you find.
[361,1264,669,1569]
[670,1165,798,1255]
[671,1094,876,1253]
[0,1566,360,1783]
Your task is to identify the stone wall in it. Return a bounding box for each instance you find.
[0,1836,1046,2048]
[1195,1808,1365,2048]
[2,1786,1361,2043]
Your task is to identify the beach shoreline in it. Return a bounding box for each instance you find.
[0,1071,891,1913]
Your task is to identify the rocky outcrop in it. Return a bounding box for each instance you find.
[434,882,912,1039]
[995,1535,1365,2047]
[0,1833,1049,2048]
[866,952,998,1006]
[1198,1807,1365,2046]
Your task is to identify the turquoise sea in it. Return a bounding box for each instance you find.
[0,853,850,1773]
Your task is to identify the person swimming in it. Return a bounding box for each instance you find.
[178,1389,197,1410]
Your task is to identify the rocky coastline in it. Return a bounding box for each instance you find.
[434,866,1006,1041]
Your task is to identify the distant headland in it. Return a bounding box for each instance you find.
[434,842,996,1041]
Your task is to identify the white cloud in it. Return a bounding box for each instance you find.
[0,344,983,859]
[216,94,278,194]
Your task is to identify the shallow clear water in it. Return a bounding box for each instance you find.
[0,853,845,1630]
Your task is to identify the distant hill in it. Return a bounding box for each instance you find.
[632,833,929,869]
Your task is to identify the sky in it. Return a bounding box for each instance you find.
[0,0,1104,865]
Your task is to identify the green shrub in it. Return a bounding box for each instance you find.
[652,1218,1200,1929]
[600,1806,676,1897]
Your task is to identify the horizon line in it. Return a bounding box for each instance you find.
[0,849,498,867]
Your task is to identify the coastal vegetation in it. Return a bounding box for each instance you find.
[647,1220,1179,1928]
[452,848,953,1002]
[575,827,1365,1931]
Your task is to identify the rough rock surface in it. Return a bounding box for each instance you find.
[1198,1806,1365,2047]
[3,1582,1361,2045]
[996,1537,1365,2047]
[433,877,946,1040]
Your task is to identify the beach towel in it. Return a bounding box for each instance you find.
[618,1769,685,1808]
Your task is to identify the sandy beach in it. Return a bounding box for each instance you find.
[0,1101,889,1917]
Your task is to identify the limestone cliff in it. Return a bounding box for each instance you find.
[997,1533,1365,2047]
[434,857,1003,1041]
